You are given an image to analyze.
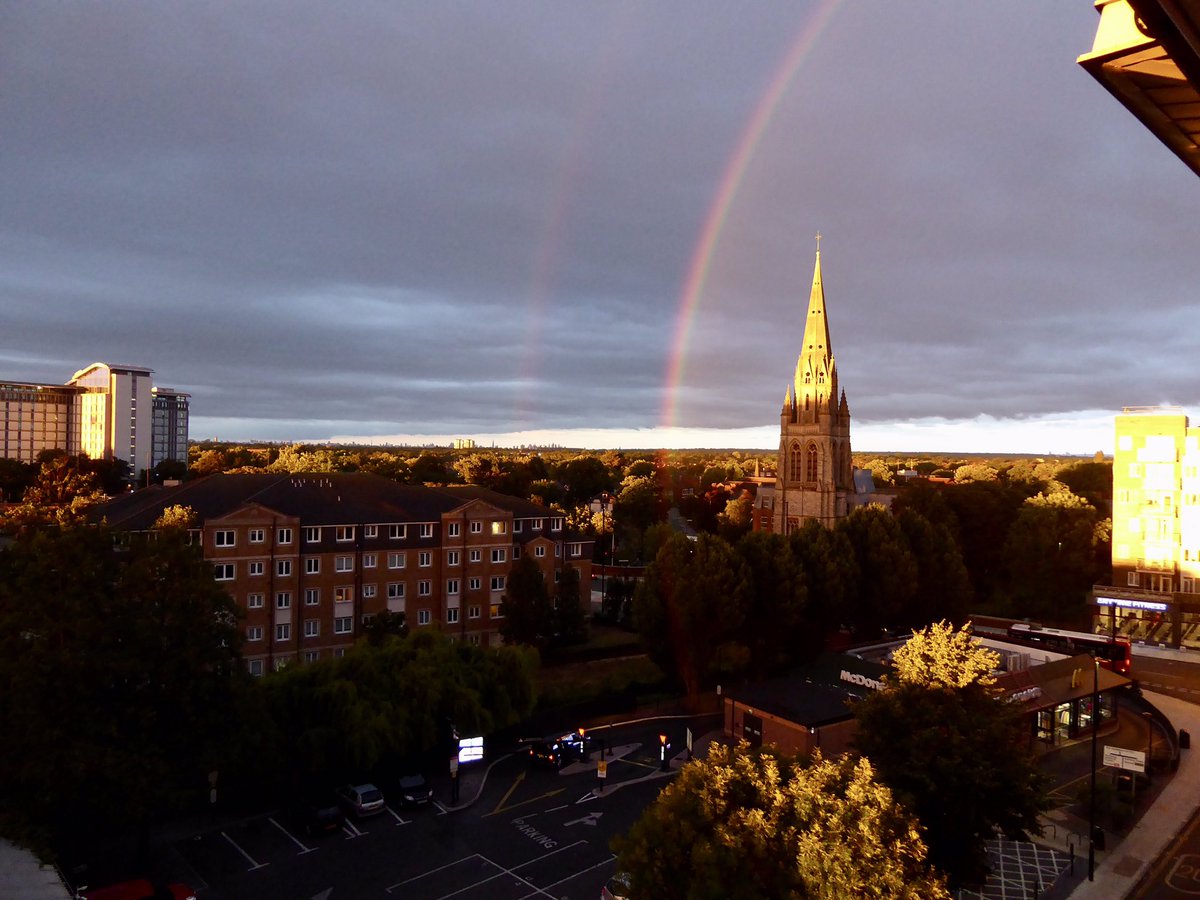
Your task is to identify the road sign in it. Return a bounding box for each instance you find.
[597,760,608,779]
[1103,745,1146,774]
[686,728,693,752]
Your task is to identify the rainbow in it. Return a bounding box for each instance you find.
[662,0,844,430]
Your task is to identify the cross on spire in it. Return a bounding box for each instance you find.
[815,232,821,253]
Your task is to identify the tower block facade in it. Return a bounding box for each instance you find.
[772,249,853,532]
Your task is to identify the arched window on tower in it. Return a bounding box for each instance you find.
[805,443,819,482]
[789,442,802,481]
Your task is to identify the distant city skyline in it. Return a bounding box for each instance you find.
[5,4,1198,456]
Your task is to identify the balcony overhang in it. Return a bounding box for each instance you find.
[1079,0,1200,178]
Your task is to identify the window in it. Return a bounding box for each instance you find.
[387,582,405,599]
[551,518,562,532]
[389,552,406,569]
[419,551,432,567]
[533,519,543,531]
[304,620,320,638]
[513,521,522,533]
[303,650,319,663]
[491,548,506,563]
[333,648,346,658]
[246,626,263,642]
[332,526,352,542]
[275,623,291,642]
[334,586,353,603]
[467,634,480,646]
[1128,572,1140,587]
[277,527,293,544]
[447,607,459,624]
[469,605,481,619]
[248,659,264,677]
[249,561,265,576]
[1184,577,1195,594]
[469,549,482,564]
[247,592,264,609]
[418,609,431,626]
[389,524,406,540]
[361,613,374,626]
[490,603,503,618]
[513,546,521,558]
[447,579,460,595]
[470,521,482,534]
[419,580,432,597]
[469,577,481,591]
[448,522,461,537]
[304,588,320,606]
[214,563,235,581]
[276,592,292,609]
[491,521,506,535]
[364,525,378,539]
[304,526,322,543]
[535,546,546,558]
[334,617,353,634]
[420,524,434,538]
[490,576,505,591]
[447,550,460,566]
[335,555,354,572]
[362,584,377,599]
[276,560,292,577]
[305,558,320,574]
[555,542,561,558]
[249,528,265,544]
[215,530,235,547]
[363,552,377,568]
[569,543,582,558]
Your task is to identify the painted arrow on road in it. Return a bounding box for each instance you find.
[565,812,603,827]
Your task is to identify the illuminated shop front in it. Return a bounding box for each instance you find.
[999,654,1131,749]
[1090,591,1200,649]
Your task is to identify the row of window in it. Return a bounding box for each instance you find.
[240,574,513,610]
[212,517,566,549]
[247,603,504,643]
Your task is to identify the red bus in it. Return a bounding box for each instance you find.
[1006,623,1132,675]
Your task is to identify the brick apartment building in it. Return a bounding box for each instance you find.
[99,473,593,675]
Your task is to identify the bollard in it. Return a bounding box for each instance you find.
[1182,729,1191,750]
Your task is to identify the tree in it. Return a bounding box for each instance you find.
[499,554,555,646]
[363,609,409,645]
[835,505,917,639]
[716,491,753,542]
[0,523,242,847]
[614,743,949,899]
[895,509,972,628]
[555,455,613,506]
[2,454,108,533]
[555,565,587,644]
[954,463,999,483]
[789,520,856,639]
[735,531,810,676]
[854,622,1048,886]
[633,533,750,701]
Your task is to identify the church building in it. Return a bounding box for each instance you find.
[771,245,854,532]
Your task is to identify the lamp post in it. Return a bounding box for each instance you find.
[1143,711,1154,785]
[1088,655,1100,881]
[599,492,611,616]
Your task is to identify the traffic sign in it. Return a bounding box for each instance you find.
[1103,745,1146,774]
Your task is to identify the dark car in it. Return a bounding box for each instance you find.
[79,879,197,900]
[529,737,567,768]
[301,802,346,836]
[396,773,433,807]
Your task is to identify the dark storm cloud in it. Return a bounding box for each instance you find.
[3,2,1198,447]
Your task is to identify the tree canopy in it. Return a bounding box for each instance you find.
[614,743,949,899]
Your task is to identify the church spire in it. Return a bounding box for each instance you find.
[793,240,837,416]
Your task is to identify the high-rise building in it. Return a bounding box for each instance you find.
[771,247,854,532]
[0,362,189,480]
[1091,408,1200,648]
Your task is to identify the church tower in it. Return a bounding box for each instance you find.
[772,242,853,532]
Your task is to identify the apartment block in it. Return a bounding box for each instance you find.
[98,473,593,674]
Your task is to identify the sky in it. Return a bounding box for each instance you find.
[4,2,1199,456]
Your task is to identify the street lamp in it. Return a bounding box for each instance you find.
[1143,711,1154,785]
[1088,655,1100,881]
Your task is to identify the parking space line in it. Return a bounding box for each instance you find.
[221,831,268,871]
[529,853,618,896]
[385,805,410,825]
[470,853,557,900]
[433,800,448,815]
[385,853,493,893]
[268,817,314,855]
[343,819,365,839]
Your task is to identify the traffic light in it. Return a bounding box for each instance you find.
[659,733,670,771]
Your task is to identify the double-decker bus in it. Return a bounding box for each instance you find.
[1005,623,1132,675]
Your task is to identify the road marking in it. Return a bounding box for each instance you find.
[268,816,314,855]
[221,831,268,871]
[342,819,364,839]
[385,805,409,825]
[490,771,525,816]
[564,812,602,827]
[530,853,619,896]
[544,804,569,813]
[433,800,448,814]
[576,791,597,804]
[482,786,564,818]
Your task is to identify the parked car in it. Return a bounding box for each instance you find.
[335,782,386,817]
[79,879,196,900]
[300,801,346,836]
[600,871,631,900]
[396,773,433,807]
[528,737,567,768]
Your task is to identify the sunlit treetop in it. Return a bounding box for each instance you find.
[889,619,999,690]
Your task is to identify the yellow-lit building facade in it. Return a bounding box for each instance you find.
[1092,408,1200,648]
